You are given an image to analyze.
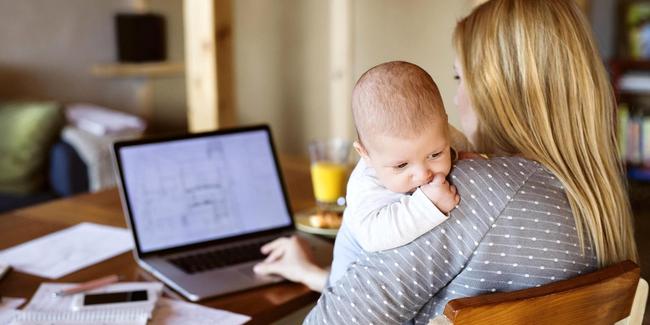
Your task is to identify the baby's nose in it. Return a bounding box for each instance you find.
[415,169,433,184]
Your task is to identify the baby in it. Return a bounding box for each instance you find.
[330,61,468,282]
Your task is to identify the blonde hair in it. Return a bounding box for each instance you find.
[352,61,447,146]
[454,0,637,266]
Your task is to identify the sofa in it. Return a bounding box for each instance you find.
[0,102,89,213]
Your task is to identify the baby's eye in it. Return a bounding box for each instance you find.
[453,74,460,80]
[428,152,442,159]
[394,163,408,169]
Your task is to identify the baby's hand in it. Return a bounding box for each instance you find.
[420,173,460,214]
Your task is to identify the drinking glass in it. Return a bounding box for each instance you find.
[308,139,352,215]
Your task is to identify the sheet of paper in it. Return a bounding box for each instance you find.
[0,297,25,311]
[0,297,25,325]
[149,298,250,325]
[0,223,133,279]
[0,310,17,325]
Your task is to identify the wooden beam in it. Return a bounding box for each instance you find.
[329,0,354,140]
[214,0,236,128]
[184,0,219,132]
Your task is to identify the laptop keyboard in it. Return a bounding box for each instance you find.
[168,240,268,274]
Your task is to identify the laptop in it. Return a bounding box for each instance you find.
[113,125,331,301]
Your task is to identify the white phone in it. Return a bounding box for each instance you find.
[71,289,157,311]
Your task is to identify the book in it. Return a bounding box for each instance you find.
[618,73,650,93]
[625,2,650,59]
[642,116,650,167]
[628,117,642,164]
[619,104,630,159]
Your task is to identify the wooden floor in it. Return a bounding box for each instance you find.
[629,180,650,324]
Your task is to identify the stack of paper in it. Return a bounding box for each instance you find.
[3,282,251,325]
[8,282,163,324]
[0,297,26,325]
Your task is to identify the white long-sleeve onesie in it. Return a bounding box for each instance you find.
[343,158,448,252]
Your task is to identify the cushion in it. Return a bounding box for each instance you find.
[0,102,64,194]
[49,140,89,196]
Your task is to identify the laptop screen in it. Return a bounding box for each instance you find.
[117,128,293,254]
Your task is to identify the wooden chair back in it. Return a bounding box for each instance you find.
[443,260,640,324]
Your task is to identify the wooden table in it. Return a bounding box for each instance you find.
[0,156,325,324]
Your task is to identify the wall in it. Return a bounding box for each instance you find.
[0,0,471,154]
[233,0,331,155]
[233,0,472,154]
[353,0,471,128]
[148,0,186,131]
[589,0,617,60]
[0,0,186,132]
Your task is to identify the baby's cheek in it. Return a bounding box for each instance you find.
[382,175,410,193]
[432,160,452,177]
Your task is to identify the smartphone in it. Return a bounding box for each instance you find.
[71,289,155,311]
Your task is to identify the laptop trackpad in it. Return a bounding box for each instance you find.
[238,264,283,282]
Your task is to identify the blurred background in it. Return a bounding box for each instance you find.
[0,0,479,153]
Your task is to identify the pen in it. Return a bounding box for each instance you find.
[54,274,120,297]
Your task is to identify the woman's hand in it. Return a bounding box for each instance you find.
[253,235,329,292]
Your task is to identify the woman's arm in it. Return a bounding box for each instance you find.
[304,213,482,324]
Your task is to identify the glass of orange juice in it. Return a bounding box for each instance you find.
[308,139,352,215]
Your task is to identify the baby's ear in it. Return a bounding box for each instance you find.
[353,141,370,161]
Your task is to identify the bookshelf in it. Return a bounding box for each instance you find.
[610,59,650,182]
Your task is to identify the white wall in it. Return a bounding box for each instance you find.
[233,0,331,155]
[353,0,471,128]
[233,0,472,154]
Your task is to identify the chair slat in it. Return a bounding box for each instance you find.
[443,260,640,325]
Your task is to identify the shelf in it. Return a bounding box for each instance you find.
[90,62,184,78]
[610,59,650,71]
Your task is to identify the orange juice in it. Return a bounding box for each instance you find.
[310,162,349,203]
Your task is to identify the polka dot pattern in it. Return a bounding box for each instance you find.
[305,157,597,325]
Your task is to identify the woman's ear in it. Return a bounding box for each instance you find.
[353,141,370,162]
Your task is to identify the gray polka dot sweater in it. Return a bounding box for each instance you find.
[304,157,597,324]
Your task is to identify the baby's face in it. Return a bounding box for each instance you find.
[361,125,452,193]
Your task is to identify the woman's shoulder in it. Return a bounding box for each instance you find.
[449,156,566,217]
[452,156,540,173]
[451,156,562,189]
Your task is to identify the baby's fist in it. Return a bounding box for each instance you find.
[420,173,460,214]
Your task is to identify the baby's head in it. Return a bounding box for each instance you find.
[352,61,451,194]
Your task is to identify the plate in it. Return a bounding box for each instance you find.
[294,208,340,238]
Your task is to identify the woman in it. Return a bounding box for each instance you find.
[255,0,638,323]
